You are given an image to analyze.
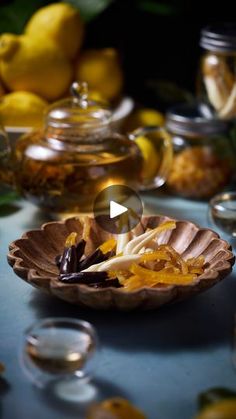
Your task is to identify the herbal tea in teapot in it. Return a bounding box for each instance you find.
[0,83,172,216]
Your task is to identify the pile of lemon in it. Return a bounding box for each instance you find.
[0,2,124,127]
[0,1,165,180]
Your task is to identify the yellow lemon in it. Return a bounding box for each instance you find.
[125,108,165,132]
[0,91,48,127]
[25,2,84,60]
[0,80,5,97]
[0,33,73,101]
[87,397,146,419]
[135,135,160,180]
[75,48,123,101]
[195,399,236,419]
[88,90,109,106]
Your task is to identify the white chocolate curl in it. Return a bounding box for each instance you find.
[82,221,176,272]
[82,254,141,272]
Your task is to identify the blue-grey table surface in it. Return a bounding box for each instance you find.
[0,192,236,419]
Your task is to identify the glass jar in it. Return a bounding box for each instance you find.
[198,23,236,119]
[166,103,233,199]
[0,82,172,215]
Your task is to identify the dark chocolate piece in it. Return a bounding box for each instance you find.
[59,245,77,275]
[89,278,122,288]
[76,239,86,264]
[59,271,108,284]
[77,248,111,271]
[55,254,62,268]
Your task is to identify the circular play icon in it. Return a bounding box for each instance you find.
[93,185,143,234]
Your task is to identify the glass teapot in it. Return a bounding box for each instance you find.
[0,82,173,215]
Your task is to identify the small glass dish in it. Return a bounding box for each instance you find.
[20,317,99,389]
[209,192,236,237]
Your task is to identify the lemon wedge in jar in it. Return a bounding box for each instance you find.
[135,135,160,180]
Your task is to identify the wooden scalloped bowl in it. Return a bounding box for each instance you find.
[8,215,235,311]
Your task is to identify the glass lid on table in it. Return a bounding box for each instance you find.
[198,23,236,120]
[165,102,233,200]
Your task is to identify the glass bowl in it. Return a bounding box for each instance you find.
[20,317,99,389]
[209,192,236,237]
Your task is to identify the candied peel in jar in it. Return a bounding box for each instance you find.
[167,146,230,199]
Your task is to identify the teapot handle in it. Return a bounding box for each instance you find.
[128,125,173,191]
[0,126,14,186]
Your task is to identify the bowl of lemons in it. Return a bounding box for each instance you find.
[0,2,136,141]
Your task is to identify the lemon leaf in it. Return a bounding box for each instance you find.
[137,0,175,15]
[66,0,113,21]
[0,190,19,206]
[0,0,48,34]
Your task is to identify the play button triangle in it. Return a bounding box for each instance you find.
[110,200,128,219]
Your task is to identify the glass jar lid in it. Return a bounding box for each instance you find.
[46,81,112,130]
[166,103,228,137]
[200,23,236,53]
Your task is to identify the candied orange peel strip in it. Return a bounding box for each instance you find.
[188,268,204,275]
[122,274,172,291]
[130,263,196,286]
[122,275,145,291]
[140,250,171,262]
[82,216,91,241]
[99,238,117,254]
[65,232,77,247]
[159,244,189,274]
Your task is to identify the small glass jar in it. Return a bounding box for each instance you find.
[198,23,236,120]
[166,103,233,199]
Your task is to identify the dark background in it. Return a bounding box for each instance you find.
[1,0,236,108]
[83,0,236,106]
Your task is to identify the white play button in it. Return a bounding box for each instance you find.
[110,200,128,219]
[94,185,143,234]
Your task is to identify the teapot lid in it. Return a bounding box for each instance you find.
[46,81,112,129]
